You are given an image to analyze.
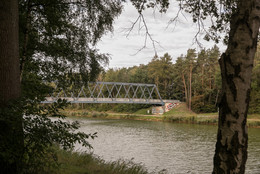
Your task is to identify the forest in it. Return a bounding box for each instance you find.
[1,0,259,173]
[97,45,260,114]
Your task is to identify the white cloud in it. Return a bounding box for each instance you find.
[97,2,226,69]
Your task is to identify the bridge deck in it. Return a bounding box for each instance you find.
[41,82,180,105]
[42,97,165,105]
[42,97,179,105]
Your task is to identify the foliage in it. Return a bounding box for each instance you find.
[130,0,238,44]
[19,81,97,173]
[128,1,259,170]
[15,34,103,173]
[112,104,151,113]
[249,44,260,114]
[99,44,260,115]
[100,46,223,113]
[0,96,94,174]
[19,0,123,84]
[191,96,217,113]
[134,107,153,115]
[11,0,124,173]
[56,147,151,174]
[1,0,259,173]
[66,103,152,114]
[190,46,220,113]
[147,53,174,99]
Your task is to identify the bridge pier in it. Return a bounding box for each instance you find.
[151,100,180,114]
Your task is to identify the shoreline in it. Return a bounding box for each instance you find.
[61,104,260,128]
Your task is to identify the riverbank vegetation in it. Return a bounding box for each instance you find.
[58,44,260,127]
[62,103,260,128]
[55,148,150,174]
[1,0,124,172]
[95,45,260,115]
[22,145,151,174]
[1,1,259,173]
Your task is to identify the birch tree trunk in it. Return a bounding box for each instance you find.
[0,0,23,173]
[213,0,260,173]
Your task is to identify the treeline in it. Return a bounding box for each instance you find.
[98,45,260,114]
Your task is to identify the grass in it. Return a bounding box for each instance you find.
[163,103,195,117]
[61,109,108,118]
[62,103,260,128]
[163,104,208,123]
[55,148,150,174]
[163,103,260,127]
[133,107,153,115]
[247,113,260,127]
[248,114,260,119]
[247,119,260,127]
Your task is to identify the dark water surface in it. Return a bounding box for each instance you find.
[72,118,260,173]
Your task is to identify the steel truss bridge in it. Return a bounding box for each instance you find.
[42,82,165,105]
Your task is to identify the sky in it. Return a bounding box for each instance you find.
[97,2,226,69]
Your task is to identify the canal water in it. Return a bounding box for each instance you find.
[72,118,260,173]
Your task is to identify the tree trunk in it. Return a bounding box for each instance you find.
[0,0,23,173]
[202,64,205,105]
[20,0,32,81]
[181,72,188,105]
[213,0,260,173]
[189,64,192,110]
[215,90,219,106]
[208,71,212,102]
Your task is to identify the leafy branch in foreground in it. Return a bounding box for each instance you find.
[20,97,97,173]
[17,77,97,173]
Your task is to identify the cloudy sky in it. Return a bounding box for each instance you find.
[97,2,227,69]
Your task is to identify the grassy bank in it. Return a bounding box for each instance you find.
[61,108,162,122]
[54,149,150,174]
[162,103,219,125]
[61,103,260,128]
[163,104,260,127]
[38,147,151,174]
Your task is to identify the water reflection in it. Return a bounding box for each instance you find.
[73,118,260,173]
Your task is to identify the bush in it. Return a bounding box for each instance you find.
[201,104,218,113]
[91,112,108,118]
[191,96,217,113]
[56,148,150,174]
[249,90,260,114]
[81,111,89,116]
[112,104,151,113]
[20,98,97,173]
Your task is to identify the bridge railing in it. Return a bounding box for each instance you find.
[42,82,164,105]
